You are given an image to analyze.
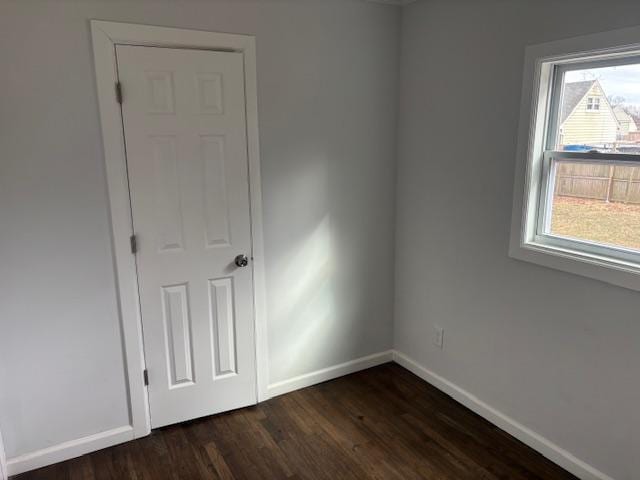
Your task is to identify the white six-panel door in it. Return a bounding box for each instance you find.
[116,45,256,428]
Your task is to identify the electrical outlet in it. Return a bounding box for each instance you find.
[433,325,444,349]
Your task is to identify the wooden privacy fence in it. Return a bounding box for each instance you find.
[555,162,640,204]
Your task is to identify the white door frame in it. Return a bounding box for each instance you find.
[91,20,269,438]
[0,426,7,480]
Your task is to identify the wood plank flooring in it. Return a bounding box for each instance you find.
[13,363,577,479]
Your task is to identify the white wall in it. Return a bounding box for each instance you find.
[395,1,640,479]
[0,0,398,460]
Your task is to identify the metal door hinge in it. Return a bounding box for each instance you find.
[115,82,123,104]
[130,234,137,254]
[143,369,149,386]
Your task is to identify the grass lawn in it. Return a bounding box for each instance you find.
[550,196,640,251]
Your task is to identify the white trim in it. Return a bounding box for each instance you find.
[392,351,614,480]
[5,352,610,478]
[5,349,391,475]
[510,24,640,292]
[586,96,601,111]
[533,152,640,269]
[267,351,394,398]
[0,428,6,480]
[6,426,133,477]
[90,20,269,434]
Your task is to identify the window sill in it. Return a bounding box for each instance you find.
[509,238,640,292]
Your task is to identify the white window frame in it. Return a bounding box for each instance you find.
[586,96,600,111]
[510,25,640,291]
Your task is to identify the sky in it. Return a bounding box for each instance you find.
[565,63,640,106]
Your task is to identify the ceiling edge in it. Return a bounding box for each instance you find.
[365,0,417,6]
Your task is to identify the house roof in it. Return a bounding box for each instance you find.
[613,104,629,120]
[560,80,596,125]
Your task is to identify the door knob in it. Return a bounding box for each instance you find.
[234,254,249,267]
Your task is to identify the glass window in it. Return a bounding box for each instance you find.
[537,57,640,260]
[544,159,640,252]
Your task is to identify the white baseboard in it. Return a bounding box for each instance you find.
[267,350,394,398]
[6,425,134,476]
[392,351,613,480]
[4,352,611,480]
[6,351,394,476]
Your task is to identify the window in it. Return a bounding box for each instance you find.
[510,26,640,291]
[586,96,600,110]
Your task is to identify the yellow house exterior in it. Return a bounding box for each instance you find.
[614,105,638,138]
[559,80,619,146]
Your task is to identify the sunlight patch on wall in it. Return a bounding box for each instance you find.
[270,215,336,377]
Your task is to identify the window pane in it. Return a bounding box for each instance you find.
[548,160,640,251]
[554,63,640,152]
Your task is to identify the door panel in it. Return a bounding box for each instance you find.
[116,45,256,428]
[209,277,237,377]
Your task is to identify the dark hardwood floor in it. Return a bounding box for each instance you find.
[14,363,577,479]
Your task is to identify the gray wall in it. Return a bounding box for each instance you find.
[0,0,399,458]
[395,1,640,479]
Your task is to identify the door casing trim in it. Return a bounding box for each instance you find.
[91,20,269,438]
